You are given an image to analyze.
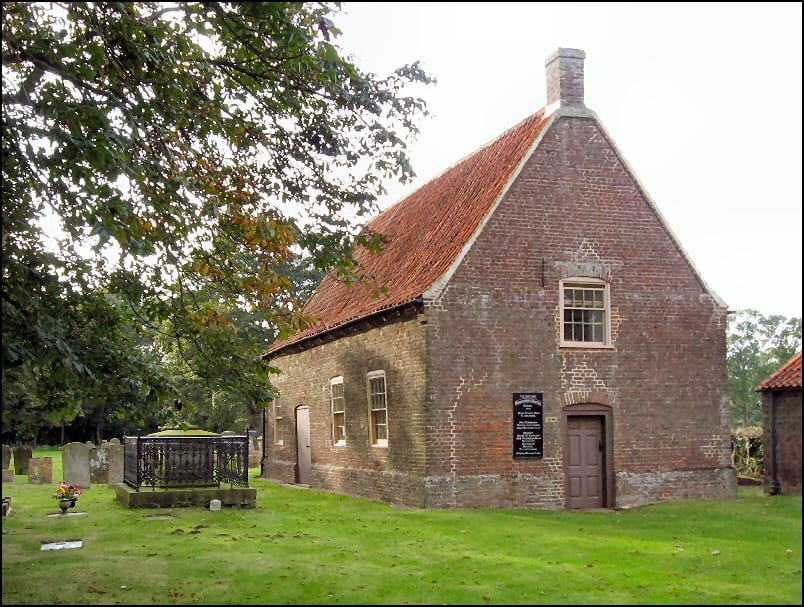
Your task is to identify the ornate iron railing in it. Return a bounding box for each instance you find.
[123,435,250,490]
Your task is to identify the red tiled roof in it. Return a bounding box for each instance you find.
[757,352,803,391]
[266,109,550,356]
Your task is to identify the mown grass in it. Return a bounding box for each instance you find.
[1,446,801,605]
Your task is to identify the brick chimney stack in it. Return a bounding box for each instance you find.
[545,48,586,115]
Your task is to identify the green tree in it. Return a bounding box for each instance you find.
[727,309,801,428]
[2,2,433,436]
[1,280,170,444]
[149,249,326,434]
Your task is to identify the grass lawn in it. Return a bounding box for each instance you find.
[1,446,801,605]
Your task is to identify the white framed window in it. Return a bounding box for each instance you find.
[330,376,346,445]
[560,277,611,348]
[273,398,283,445]
[367,371,388,447]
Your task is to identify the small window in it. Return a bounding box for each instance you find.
[367,371,388,447]
[273,398,283,445]
[330,376,346,445]
[560,278,611,347]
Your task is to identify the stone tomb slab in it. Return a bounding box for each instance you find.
[41,540,83,550]
[47,509,87,518]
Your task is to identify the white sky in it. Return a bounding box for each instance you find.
[334,1,803,319]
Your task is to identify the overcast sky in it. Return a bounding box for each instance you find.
[332,2,802,320]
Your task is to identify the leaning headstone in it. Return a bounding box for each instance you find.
[106,442,124,487]
[2,444,11,469]
[28,457,53,484]
[89,444,109,484]
[12,445,32,475]
[62,442,91,489]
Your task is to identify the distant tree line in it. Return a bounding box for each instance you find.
[727,309,801,428]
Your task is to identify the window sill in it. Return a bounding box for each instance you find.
[560,342,615,350]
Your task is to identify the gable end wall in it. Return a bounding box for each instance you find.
[423,115,735,509]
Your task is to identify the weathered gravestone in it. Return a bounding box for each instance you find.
[13,445,32,475]
[62,442,91,489]
[28,457,53,484]
[89,444,110,484]
[2,444,12,481]
[106,440,124,487]
[249,433,262,468]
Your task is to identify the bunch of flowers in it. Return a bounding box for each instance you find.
[52,481,81,500]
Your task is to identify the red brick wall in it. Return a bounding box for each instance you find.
[264,114,736,510]
[265,314,429,508]
[423,115,735,508]
[762,389,802,495]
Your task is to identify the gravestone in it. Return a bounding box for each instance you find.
[2,444,11,469]
[2,469,13,482]
[13,445,32,475]
[89,444,109,484]
[62,442,91,489]
[106,442,124,487]
[28,457,53,484]
[249,435,262,468]
[248,429,259,450]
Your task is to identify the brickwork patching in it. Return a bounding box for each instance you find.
[450,369,489,479]
[560,356,607,397]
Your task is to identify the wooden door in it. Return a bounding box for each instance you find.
[566,416,604,509]
[295,406,311,485]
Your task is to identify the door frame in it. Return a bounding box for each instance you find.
[295,405,311,485]
[563,403,615,509]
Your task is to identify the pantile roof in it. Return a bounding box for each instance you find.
[757,351,803,392]
[265,109,550,356]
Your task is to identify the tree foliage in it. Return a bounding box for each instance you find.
[727,309,801,427]
[2,1,433,440]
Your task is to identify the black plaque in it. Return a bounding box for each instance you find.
[513,393,543,458]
